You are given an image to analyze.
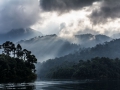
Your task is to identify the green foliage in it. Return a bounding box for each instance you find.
[0,41,37,83]
[43,57,120,79]
[37,38,120,78]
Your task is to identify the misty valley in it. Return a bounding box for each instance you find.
[0,28,120,90]
[1,0,120,89]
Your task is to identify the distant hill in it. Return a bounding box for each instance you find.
[74,34,112,47]
[37,39,120,78]
[112,33,120,39]
[19,34,112,62]
[19,34,80,62]
[0,28,43,43]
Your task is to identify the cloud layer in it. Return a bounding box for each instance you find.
[90,0,120,24]
[0,0,40,33]
[40,0,100,13]
[1,0,120,36]
[40,0,120,24]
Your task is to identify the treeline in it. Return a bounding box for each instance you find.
[46,57,120,79]
[0,41,37,83]
[37,38,120,78]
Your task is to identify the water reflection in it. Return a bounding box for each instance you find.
[0,83,35,90]
[0,80,120,90]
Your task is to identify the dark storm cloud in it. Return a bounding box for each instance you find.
[40,0,100,12]
[90,0,120,24]
[0,0,40,33]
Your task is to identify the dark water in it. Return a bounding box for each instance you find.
[0,80,120,90]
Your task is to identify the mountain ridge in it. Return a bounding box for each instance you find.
[37,38,120,78]
[0,28,43,43]
[19,34,80,62]
[19,33,112,62]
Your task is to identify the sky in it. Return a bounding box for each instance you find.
[0,0,120,37]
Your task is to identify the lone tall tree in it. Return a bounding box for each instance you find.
[16,44,23,58]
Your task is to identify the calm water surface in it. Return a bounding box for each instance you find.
[0,80,120,90]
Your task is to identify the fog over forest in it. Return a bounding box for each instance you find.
[1,0,120,81]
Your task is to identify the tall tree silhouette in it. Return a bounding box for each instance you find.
[11,43,16,57]
[16,44,23,58]
[0,41,37,69]
[23,49,29,60]
[2,41,13,56]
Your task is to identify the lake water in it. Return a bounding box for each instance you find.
[0,80,120,90]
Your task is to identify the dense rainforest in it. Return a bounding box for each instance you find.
[37,38,120,79]
[0,41,37,83]
[40,57,120,79]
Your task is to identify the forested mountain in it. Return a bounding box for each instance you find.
[0,41,37,83]
[0,28,42,43]
[48,57,120,79]
[19,34,111,62]
[74,34,111,47]
[19,34,80,62]
[37,39,120,78]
